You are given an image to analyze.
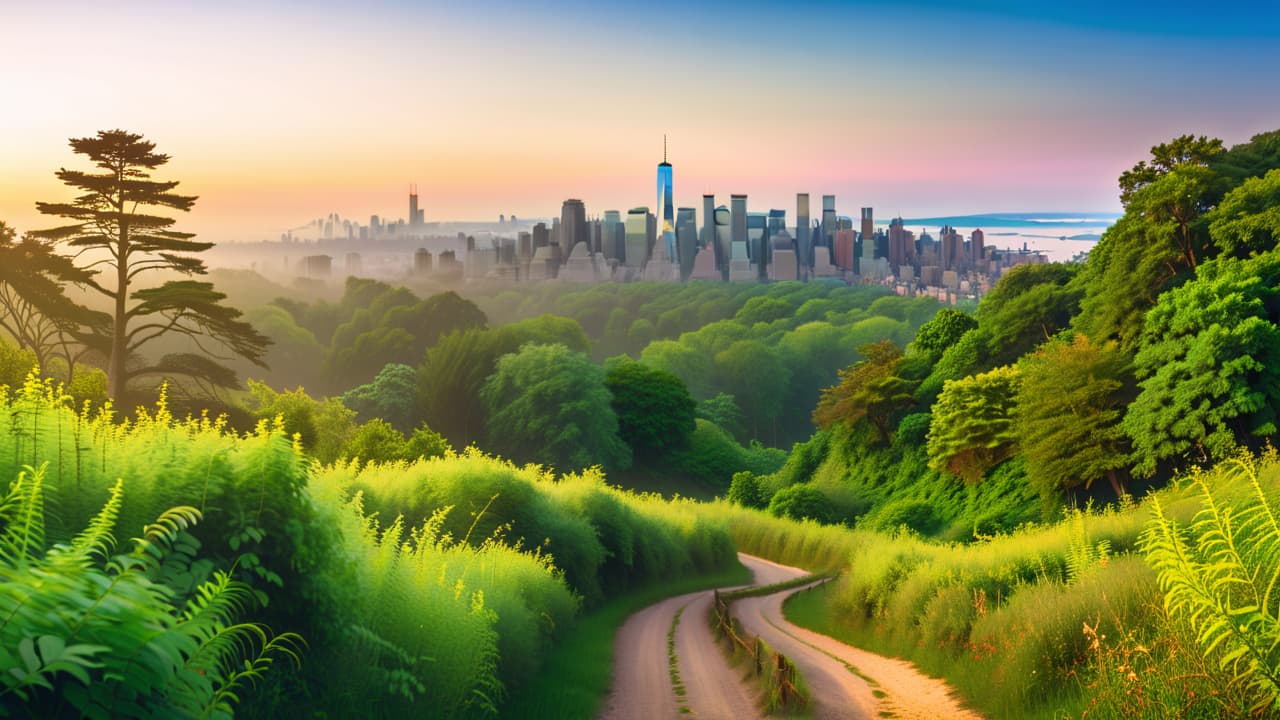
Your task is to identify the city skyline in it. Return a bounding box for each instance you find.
[2,1,1278,244]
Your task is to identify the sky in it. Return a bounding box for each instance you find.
[2,0,1278,243]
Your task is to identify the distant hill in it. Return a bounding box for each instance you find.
[896,212,1120,228]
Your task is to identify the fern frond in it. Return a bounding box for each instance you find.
[51,478,125,566]
[131,506,203,571]
[0,465,47,568]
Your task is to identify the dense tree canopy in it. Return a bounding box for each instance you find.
[911,308,978,360]
[0,221,108,379]
[1017,335,1132,497]
[813,340,915,444]
[480,343,631,473]
[977,263,1080,364]
[603,358,696,459]
[341,363,418,432]
[418,315,590,448]
[1208,168,1280,259]
[714,339,790,442]
[927,365,1021,482]
[1123,250,1280,475]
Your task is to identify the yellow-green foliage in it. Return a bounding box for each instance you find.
[324,450,737,609]
[306,450,736,716]
[0,371,735,718]
[700,475,1219,718]
[1142,458,1280,715]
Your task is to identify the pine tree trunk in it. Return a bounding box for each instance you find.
[108,218,128,400]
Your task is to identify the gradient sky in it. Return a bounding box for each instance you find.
[2,0,1278,242]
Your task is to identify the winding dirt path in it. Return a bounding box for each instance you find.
[599,553,982,720]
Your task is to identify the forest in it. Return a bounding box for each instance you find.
[2,126,1280,718]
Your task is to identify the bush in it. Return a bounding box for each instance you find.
[768,484,834,523]
[727,471,767,508]
[0,466,301,718]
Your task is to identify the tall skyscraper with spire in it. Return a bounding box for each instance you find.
[409,184,424,228]
[656,135,676,260]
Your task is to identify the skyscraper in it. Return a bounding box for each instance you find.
[409,185,424,228]
[821,195,836,250]
[731,195,748,249]
[656,136,676,260]
[860,208,875,267]
[971,228,985,268]
[602,210,623,260]
[939,225,962,271]
[706,192,716,251]
[676,207,698,280]
[714,205,732,279]
[796,193,810,275]
[625,208,649,268]
[835,228,856,271]
[560,199,587,256]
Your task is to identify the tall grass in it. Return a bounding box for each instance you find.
[696,464,1253,718]
[0,371,740,718]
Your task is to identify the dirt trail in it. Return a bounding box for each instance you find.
[600,553,982,720]
[734,554,983,720]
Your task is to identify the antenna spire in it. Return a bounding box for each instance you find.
[664,134,668,163]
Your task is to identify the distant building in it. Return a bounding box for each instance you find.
[560,199,587,263]
[414,248,433,274]
[625,208,650,268]
[409,185,425,228]
[971,228,985,267]
[301,255,331,277]
[602,210,623,260]
[820,195,836,250]
[656,136,676,261]
[796,193,811,277]
[835,228,856,271]
[345,252,363,276]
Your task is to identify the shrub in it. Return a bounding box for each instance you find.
[768,485,833,523]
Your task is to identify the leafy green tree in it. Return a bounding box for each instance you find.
[0,341,38,390]
[736,296,792,326]
[1117,134,1224,206]
[916,327,989,406]
[32,130,269,400]
[714,339,790,443]
[405,425,451,460]
[0,222,109,380]
[777,321,861,439]
[246,381,355,464]
[340,418,410,466]
[244,304,325,390]
[1077,138,1227,352]
[341,363,417,432]
[926,365,1021,482]
[813,340,915,445]
[327,288,486,386]
[768,484,832,523]
[1208,168,1280,259]
[418,315,589,448]
[1017,334,1132,497]
[727,471,767,508]
[1123,251,1280,476]
[911,308,978,360]
[480,343,631,472]
[696,393,746,439]
[603,358,696,460]
[977,263,1080,364]
[639,340,714,399]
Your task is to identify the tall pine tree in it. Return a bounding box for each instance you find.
[32,130,268,399]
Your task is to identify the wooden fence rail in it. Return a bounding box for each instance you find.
[712,590,804,709]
